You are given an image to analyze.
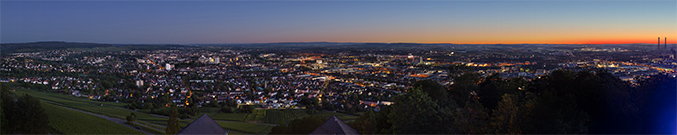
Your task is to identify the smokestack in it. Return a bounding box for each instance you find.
[658,37,661,54]
[665,37,667,53]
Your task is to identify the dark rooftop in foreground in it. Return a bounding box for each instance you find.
[177,114,227,135]
[311,115,360,135]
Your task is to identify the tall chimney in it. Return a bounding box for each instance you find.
[658,37,661,54]
[665,37,667,53]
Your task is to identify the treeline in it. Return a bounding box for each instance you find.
[1,84,50,134]
[50,65,670,134]
[202,99,255,113]
[0,41,111,55]
[343,69,675,134]
[143,94,200,119]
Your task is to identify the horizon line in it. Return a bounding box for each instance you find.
[3,41,677,45]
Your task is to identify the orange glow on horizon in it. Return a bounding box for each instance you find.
[413,40,677,45]
[276,26,677,45]
[581,39,677,45]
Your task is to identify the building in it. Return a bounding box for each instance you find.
[135,80,144,87]
[0,79,13,83]
[166,63,173,71]
[177,114,227,135]
[310,115,359,135]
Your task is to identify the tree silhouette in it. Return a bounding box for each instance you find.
[166,104,181,134]
[1,85,49,134]
[454,99,490,134]
[388,87,454,133]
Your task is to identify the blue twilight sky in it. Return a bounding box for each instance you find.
[1,0,676,44]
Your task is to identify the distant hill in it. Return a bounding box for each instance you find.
[0,41,112,55]
[201,42,360,49]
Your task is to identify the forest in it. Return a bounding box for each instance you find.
[275,69,676,134]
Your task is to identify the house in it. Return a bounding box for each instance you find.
[0,79,11,83]
[177,114,227,135]
[310,115,359,135]
[379,101,394,106]
[360,100,378,107]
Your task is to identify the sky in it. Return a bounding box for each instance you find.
[1,0,676,44]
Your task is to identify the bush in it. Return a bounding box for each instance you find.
[126,113,136,124]
[179,114,190,119]
[150,108,169,116]
[221,106,235,113]
[239,105,255,113]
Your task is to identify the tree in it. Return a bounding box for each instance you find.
[220,106,235,113]
[239,105,255,113]
[520,90,589,134]
[635,74,677,134]
[190,103,199,115]
[166,104,181,134]
[450,72,480,107]
[126,112,137,124]
[454,99,490,134]
[571,71,635,133]
[448,64,471,78]
[1,84,18,134]
[490,94,527,134]
[275,89,284,99]
[15,94,49,134]
[413,80,455,107]
[349,111,377,134]
[2,85,49,134]
[289,89,296,99]
[299,97,311,106]
[388,88,454,134]
[349,107,393,134]
[0,90,3,134]
[477,74,509,110]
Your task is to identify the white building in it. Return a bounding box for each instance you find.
[165,63,173,71]
[136,80,144,87]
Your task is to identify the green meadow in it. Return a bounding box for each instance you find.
[11,85,358,134]
[41,101,144,134]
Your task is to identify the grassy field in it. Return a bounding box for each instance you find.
[127,123,164,134]
[41,102,143,134]
[201,108,358,125]
[244,109,266,122]
[10,85,359,134]
[206,112,249,121]
[264,109,286,125]
[312,111,359,122]
[12,88,127,107]
[14,87,152,117]
[197,107,249,121]
[199,107,221,113]
[216,121,274,134]
[13,87,165,131]
[283,109,311,120]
